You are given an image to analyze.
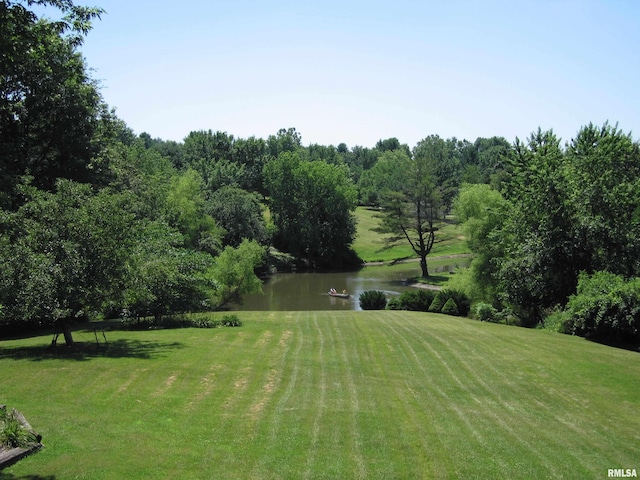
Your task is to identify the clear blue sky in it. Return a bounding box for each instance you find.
[66,0,640,148]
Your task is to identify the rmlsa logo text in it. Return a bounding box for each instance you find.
[608,469,638,478]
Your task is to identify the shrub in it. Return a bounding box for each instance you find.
[441,298,459,316]
[542,309,569,332]
[440,289,471,317]
[386,297,402,310]
[428,293,445,313]
[119,313,242,330]
[429,289,471,316]
[359,290,387,310]
[392,290,437,312]
[495,307,515,325]
[475,302,498,322]
[220,314,243,327]
[561,272,640,343]
[188,315,216,328]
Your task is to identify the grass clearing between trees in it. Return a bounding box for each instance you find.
[353,207,470,263]
[2,311,639,479]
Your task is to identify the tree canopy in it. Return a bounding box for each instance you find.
[264,151,358,268]
[457,123,640,328]
[0,0,113,207]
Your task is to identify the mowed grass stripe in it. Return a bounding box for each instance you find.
[441,318,639,468]
[363,311,455,478]
[421,320,609,475]
[250,312,306,478]
[395,318,567,478]
[389,313,638,477]
[393,318,560,475]
[303,313,328,479]
[2,311,640,479]
[377,311,502,478]
[325,314,372,479]
[330,315,367,480]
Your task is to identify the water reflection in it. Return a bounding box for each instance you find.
[233,260,469,311]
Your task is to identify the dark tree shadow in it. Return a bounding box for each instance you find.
[0,339,184,362]
[0,327,57,342]
[0,475,56,480]
[589,337,640,353]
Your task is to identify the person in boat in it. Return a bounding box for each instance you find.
[329,288,337,294]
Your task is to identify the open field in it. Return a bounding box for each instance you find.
[352,207,470,263]
[2,311,639,479]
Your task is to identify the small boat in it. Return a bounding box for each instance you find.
[328,291,351,298]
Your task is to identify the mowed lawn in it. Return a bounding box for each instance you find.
[2,312,639,479]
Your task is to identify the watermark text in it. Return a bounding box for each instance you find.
[608,469,637,478]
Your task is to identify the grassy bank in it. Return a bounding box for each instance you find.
[352,207,470,263]
[2,311,639,479]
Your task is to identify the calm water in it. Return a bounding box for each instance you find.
[233,260,468,311]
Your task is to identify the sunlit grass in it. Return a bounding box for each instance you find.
[2,311,639,479]
[352,207,470,263]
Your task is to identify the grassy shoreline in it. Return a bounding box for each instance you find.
[353,206,471,289]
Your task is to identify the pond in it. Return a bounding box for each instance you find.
[233,257,470,311]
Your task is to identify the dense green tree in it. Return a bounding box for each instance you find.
[308,144,341,165]
[357,149,412,206]
[182,130,234,165]
[211,239,265,307]
[263,151,300,253]
[0,0,112,207]
[266,127,302,158]
[264,152,358,267]
[340,145,379,184]
[233,136,268,195]
[139,132,184,168]
[458,137,512,185]
[470,123,640,325]
[207,185,269,247]
[495,129,577,322]
[181,130,245,191]
[0,2,282,339]
[453,183,508,303]
[564,122,640,277]
[375,137,410,157]
[413,135,462,215]
[165,169,223,254]
[0,180,137,343]
[122,220,217,321]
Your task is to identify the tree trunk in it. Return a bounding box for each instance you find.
[53,319,74,346]
[61,321,74,346]
[420,256,429,278]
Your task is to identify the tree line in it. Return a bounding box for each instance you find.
[1,0,638,345]
[455,126,640,342]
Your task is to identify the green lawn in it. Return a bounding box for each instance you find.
[2,312,639,479]
[352,207,470,263]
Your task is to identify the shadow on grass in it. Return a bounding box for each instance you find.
[0,475,56,480]
[589,337,640,353]
[408,274,451,286]
[0,339,184,362]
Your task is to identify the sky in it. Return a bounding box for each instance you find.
[48,0,640,148]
